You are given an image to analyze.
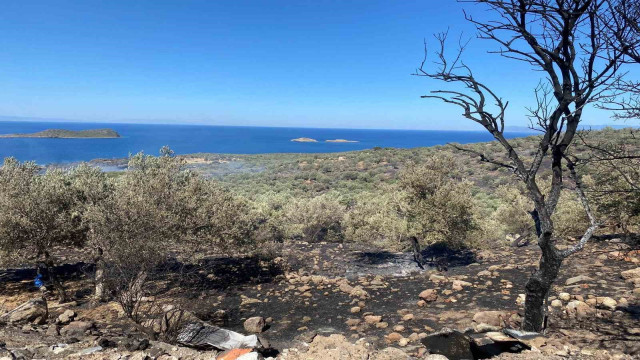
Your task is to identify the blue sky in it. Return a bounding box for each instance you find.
[0,0,626,130]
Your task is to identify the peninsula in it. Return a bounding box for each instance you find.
[0,128,121,138]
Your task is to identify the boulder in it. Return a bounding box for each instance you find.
[372,347,411,360]
[565,275,593,286]
[0,297,48,325]
[595,297,617,311]
[243,317,267,333]
[419,289,438,302]
[621,267,640,280]
[566,300,595,319]
[472,311,510,327]
[60,321,94,337]
[57,310,76,325]
[421,328,474,360]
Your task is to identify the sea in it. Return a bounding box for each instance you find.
[0,121,534,165]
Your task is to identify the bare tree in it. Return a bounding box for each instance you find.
[416,0,636,332]
[599,0,640,118]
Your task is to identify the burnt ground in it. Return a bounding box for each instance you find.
[1,237,640,358]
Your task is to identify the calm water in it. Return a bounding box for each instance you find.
[0,121,532,164]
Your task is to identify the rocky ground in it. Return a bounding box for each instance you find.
[1,237,639,359]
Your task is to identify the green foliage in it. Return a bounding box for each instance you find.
[343,187,409,251]
[280,193,346,242]
[399,155,478,249]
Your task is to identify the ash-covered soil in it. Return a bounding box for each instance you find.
[1,237,639,359]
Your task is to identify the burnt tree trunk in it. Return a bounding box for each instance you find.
[43,251,68,302]
[522,238,563,332]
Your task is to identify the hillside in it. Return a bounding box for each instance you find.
[0,128,121,138]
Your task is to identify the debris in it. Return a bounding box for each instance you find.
[177,322,261,351]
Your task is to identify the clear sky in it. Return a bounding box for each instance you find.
[0,0,624,130]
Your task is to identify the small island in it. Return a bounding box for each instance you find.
[290,137,318,143]
[0,128,121,139]
[326,139,359,143]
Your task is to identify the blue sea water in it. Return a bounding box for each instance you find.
[0,121,533,164]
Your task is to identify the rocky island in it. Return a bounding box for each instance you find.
[0,128,121,138]
[326,139,358,143]
[290,137,318,142]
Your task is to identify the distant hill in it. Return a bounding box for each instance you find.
[0,128,121,138]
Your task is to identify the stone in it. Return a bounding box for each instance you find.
[402,314,414,321]
[393,325,405,332]
[421,328,474,360]
[57,310,76,325]
[423,355,449,360]
[419,289,438,302]
[350,306,361,314]
[372,347,411,360]
[0,297,48,325]
[472,311,510,327]
[364,315,382,324]
[566,300,595,319]
[565,275,593,285]
[596,297,617,311]
[621,267,640,280]
[451,280,472,292]
[60,321,94,337]
[551,299,563,308]
[386,332,403,343]
[244,317,267,333]
[398,338,409,347]
[558,292,571,301]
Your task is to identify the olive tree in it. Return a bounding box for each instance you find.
[416,0,637,331]
[0,159,100,300]
[399,155,477,251]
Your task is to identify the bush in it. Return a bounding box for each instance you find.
[343,187,410,251]
[399,154,478,249]
[280,194,346,242]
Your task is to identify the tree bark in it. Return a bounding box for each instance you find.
[93,247,105,303]
[43,251,68,302]
[522,235,563,332]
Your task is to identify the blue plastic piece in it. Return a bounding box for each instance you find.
[34,274,44,288]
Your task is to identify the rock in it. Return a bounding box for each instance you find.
[451,280,472,292]
[350,306,361,314]
[393,325,405,332]
[345,319,361,326]
[402,314,414,321]
[551,299,563,308]
[398,338,409,347]
[595,297,617,311]
[372,347,411,360]
[477,270,492,277]
[57,309,76,325]
[621,267,640,280]
[0,297,48,325]
[472,311,510,327]
[423,355,449,360]
[364,315,382,324]
[558,292,571,301]
[244,317,267,333]
[419,289,438,302]
[516,294,526,305]
[60,321,94,337]
[566,300,595,319]
[565,275,593,285]
[123,338,150,351]
[421,328,474,360]
[46,325,60,336]
[386,332,403,343]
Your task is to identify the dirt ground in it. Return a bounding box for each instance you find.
[0,236,639,359]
